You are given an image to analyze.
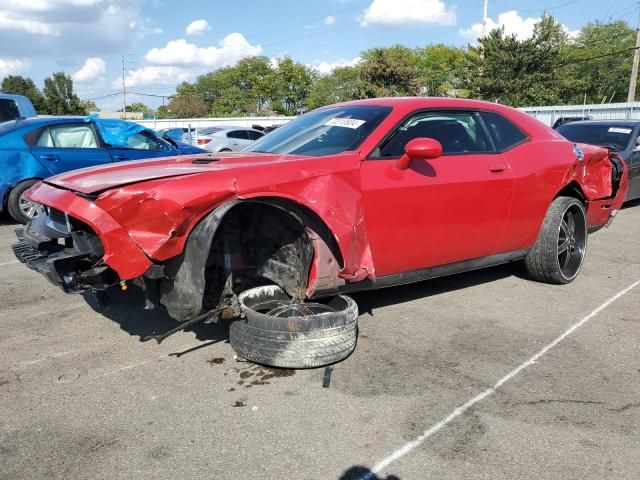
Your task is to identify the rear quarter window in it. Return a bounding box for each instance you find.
[481,112,528,151]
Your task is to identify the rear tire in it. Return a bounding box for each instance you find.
[7,179,41,224]
[229,285,358,369]
[524,196,587,284]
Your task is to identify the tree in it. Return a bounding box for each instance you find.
[42,72,84,115]
[272,57,316,115]
[359,46,423,97]
[166,93,209,118]
[415,44,469,97]
[468,14,572,107]
[0,75,46,112]
[306,66,363,109]
[120,102,151,115]
[563,21,636,104]
[79,100,98,114]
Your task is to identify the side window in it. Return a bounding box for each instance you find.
[227,130,249,140]
[125,132,160,151]
[375,111,493,157]
[35,124,99,149]
[0,99,20,122]
[480,112,528,151]
[246,130,264,141]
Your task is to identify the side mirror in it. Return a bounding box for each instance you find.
[395,137,443,171]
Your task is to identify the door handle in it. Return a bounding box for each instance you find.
[489,163,507,173]
[40,154,59,161]
[112,155,128,161]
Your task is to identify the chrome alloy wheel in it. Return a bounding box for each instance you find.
[557,203,587,280]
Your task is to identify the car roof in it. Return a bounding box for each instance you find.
[558,120,640,127]
[199,126,263,134]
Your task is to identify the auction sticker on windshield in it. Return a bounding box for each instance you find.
[325,118,366,129]
[608,127,632,134]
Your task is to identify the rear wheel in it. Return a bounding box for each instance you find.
[7,179,41,224]
[524,196,587,284]
[230,285,358,369]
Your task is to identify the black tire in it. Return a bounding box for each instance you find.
[7,179,41,224]
[219,148,232,152]
[524,196,587,284]
[229,285,358,369]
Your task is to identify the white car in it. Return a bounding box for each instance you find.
[196,126,264,152]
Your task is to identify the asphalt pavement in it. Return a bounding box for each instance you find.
[1,201,639,480]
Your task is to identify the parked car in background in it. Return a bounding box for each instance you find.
[157,127,196,144]
[12,98,628,368]
[552,116,592,129]
[195,126,264,152]
[0,116,207,223]
[0,93,37,122]
[555,120,640,201]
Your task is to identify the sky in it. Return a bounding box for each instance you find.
[0,0,633,110]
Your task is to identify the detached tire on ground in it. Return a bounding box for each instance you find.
[524,196,587,285]
[229,285,358,369]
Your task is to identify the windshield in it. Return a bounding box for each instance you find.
[243,105,392,156]
[556,123,635,152]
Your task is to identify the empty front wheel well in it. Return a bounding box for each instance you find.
[202,199,343,311]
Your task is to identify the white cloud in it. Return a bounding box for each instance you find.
[360,0,456,27]
[309,56,361,75]
[0,57,30,78]
[185,19,210,36]
[145,33,262,67]
[118,33,263,88]
[459,10,580,44]
[0,1,163,57]
[324,15,336,25]
[459,10,537,42]
[72,57,106,82]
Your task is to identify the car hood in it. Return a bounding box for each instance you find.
[44,151,310,194]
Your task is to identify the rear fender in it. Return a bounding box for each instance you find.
[572,144,628,229]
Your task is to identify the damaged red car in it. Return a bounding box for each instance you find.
[12,98,628,368]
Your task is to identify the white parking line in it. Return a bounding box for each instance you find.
[0,260,18,267]
[360,278,640,479]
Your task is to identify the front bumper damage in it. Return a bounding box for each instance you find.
[12,208,112,292]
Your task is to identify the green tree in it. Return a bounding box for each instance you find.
[469,14,572,107]
[79,99,98,114]
[272,57,316,115]
[166,93,209,118]
[122,102,151,115]
[359,45,423,97]
[42,72,84,115]
[0,75,46,112]
[306,66,363,109]
[563,21,636,104]
[415,44,469,97]
[192,56,277,116]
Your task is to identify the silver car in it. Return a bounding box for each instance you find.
[195,126,264,152]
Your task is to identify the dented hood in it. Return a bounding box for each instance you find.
[45,152,308,194]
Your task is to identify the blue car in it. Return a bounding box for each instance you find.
[0,116,207,223]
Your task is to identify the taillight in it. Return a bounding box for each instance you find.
[197,138,212,145]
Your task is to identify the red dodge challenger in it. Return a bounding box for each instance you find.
[12,98,628,368]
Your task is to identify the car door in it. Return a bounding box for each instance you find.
[627,130,640,199]
[361,110,515,276]
[107,130,177,162]
[28,122,113,175]
[226,130,252,151]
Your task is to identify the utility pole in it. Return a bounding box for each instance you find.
[627,3,640,103]
[121,55,127,120]
[481,0,489,39]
